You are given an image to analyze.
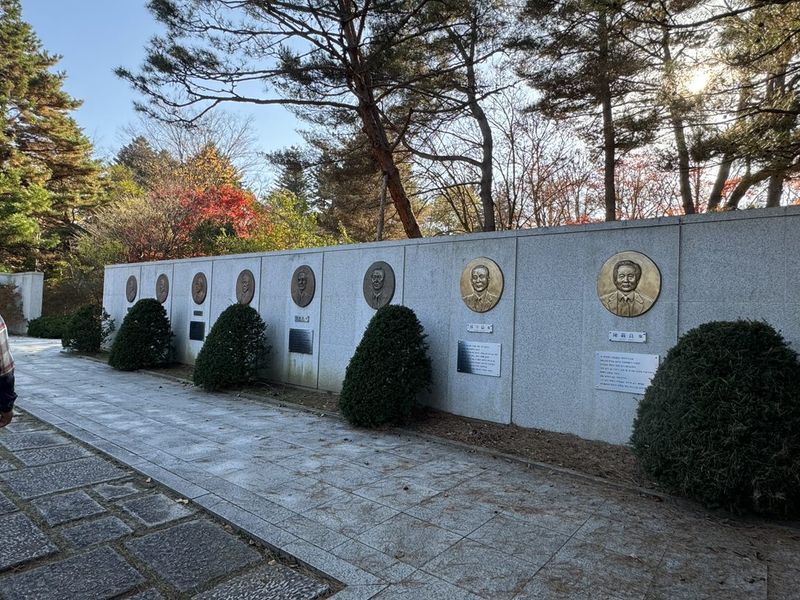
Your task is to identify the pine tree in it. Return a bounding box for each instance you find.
[516,1,656,221]
[0,0,99,270]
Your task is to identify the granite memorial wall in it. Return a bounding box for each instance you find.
[103,206,800,444]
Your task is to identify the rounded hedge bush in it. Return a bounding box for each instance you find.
[108,299,171,371]
[339,305,431,428]
[631,320,800,516]
[28,314,71,339]
[193,304,268,391]
[61,305,114,352]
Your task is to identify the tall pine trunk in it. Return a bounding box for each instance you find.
[599,12,616,221]
[662,26,694,214]
[339,0,422,239]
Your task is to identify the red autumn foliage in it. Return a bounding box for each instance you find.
[177,185,267,238]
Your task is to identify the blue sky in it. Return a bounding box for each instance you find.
[21,0,302,163]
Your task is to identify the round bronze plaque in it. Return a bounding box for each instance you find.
[460,257,503,313]
[236,269,256,305]
[125,275,137,303]
[597,251,661,318]
[191,272,208,305]
[291,265,316,307]
[363,261,395,309]
[155,274,169,303]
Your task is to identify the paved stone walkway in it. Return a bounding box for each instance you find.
[0,411,332,599]
[8,338,800,599]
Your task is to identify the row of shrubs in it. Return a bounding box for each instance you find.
[34,297,800,518]
[29,306,115,353]
[101,299,433,424]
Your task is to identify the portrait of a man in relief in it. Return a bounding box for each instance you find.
[363,261,395,309]
[599,259,654,318]
[459,257,503,313]
[462,264,499,313]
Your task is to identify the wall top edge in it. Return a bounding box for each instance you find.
[0,271,44,277]
[104,205,799,270]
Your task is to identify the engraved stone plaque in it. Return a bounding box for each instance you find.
[594,351,659,394]
[189,321,205,341]
[288,329,313,355]
[457,341,501,377]
[466,323,493,334]
[291,265,316,307]
[155,274,169,303]
[597,251,661,318]
[363,261,395,309]
[236,269,255,305]
[460,257,503,313]
[125,276,137,303]
[191,272,207,305]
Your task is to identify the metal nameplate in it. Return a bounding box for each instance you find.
[294,315,310,323]
[193,310,203,317]
[288,328,313,355]
[594,351,659,394]
[608,331,646,343]
[457,340,501,377]
[466,323,493,334]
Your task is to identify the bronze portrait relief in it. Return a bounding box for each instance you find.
[363,261,395,309]
[125,275,137,303]
[597,251,661,318]
[155,274,170,303]
[191,272,207,305]
[236,269,256,305]
[460,257,503,313]
[291,265,316,307]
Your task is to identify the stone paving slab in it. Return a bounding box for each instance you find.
[125,520,262,592]
[518,538,656,600]
[0,546,145,600]
[119,492,195,526]
[93,480,142,500]
[0,511,59,570]
[61,515,133,549]
[0,458,15,472]
[32,489,106,525]
[13,443,93,466]
[355,513,461,568]
[370,571,483,600]
[0,455,128,498]
[0,488,17,515]
[194,563,330,600]
[422,538,535,600]
[129,591,164,600]
[0,431,70,451]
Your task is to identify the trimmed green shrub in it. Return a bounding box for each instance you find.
[631,320,800,516]
[193,304,268,391]
[28,314,71,339]
[108,299,171,370]
[339,305,431,428]
[61,305,114,352]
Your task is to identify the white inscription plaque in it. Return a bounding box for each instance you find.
[608,330,646,343]
[457,341,501,377]
[466,323,493,334]
[594,351,659,394]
